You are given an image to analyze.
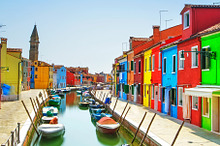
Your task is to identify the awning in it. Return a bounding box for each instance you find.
[185,87,220,98]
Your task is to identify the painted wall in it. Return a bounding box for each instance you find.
[119,60,127,100]
[127,51,134,101]
[34,66,50,89]
[162,45,178,118]
[66,71,75,86]
[53,72,57,88]
[30,66,35,89]
[56,66,66,88]
[201,32,220,85]
[143,49,152,107]
[201,98,211,131]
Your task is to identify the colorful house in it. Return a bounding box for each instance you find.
[21,57,31,91]
[118,54,128,100]
[33,61,53,89]
[126,48,134,101]
[53,70,57,89]
[30,66,35,89]
[177,4,220,127]
[66,70,75,87]
[1,38,22,100]
[53,65,66,89]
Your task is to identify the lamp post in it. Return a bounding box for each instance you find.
[180,50,216,61]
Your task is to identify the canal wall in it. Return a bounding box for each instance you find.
[90,90,168,146]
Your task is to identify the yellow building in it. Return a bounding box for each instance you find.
[33,61,53,89]
[1,38,22,100]
[143,49,152,107]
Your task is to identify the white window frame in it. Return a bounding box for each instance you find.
[163,57,166,74]
[192,96,199,110]
[179,50,184,70]
[191,46,198,68]
[158,52,161,70]
[158,84,161,101]
[152,54,155,72]
[183,10,190,29]
[178,87,183,106]
[203,97,209,118]
[172,55,176,74]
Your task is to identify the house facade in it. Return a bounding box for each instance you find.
[21,58,31,91]
[54,65,66,89]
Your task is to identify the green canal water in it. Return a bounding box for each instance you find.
[31,91,139,146]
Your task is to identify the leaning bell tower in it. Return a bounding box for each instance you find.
[29,25,40,62]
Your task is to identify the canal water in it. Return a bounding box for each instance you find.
[31,91,139,146]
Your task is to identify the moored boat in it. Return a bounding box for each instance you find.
[43,106,58,116]
[49,97,61,106]
[79,102,89,107]
[96,117,120,134]
[42,116,58,123]
[38,124,65,138]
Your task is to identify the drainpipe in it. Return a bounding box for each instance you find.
[17,62,21,100]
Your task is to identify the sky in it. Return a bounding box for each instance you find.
[0,0,217,74]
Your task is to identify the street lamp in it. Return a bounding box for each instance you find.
[180,50,216,61]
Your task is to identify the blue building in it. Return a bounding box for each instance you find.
[30,66,35,89]
[161,45,178,118]
[118,57,128,100]
[53,65,66,89]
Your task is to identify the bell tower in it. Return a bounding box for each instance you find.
[29,25,40,62]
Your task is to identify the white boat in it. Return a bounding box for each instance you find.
[38,124,65,138]
[42,116,58,123]
[42,106,58,116]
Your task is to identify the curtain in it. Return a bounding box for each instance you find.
[183,94,190,119]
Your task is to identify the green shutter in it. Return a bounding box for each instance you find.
[127,61,129,71]
[124,85,129,94]
[132,85,134,95]
[131,61,134,71]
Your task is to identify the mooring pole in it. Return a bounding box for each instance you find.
[140,113,157,146]
[30,98,41,124]
[118,101,129,123]
[131,112,147,144]
[112,97,119,115]
[171,121,185,146]
[17,123,20,143]
[36,97,43,116]
[99,92,103,101]
[33,98,39,111]
[117,106,131,132]
[21,100,40,136]
[11,131,14,146]
[101,93,105,104]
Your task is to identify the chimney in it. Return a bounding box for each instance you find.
[1,38,7,44]
[153,25,160,43]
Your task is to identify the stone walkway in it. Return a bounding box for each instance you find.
[94,90,220,146]
[0,89,47,144]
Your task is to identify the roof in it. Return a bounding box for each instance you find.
[35,61,52,67]
[54,65,64,69]
[7,48,22,53]
[181,4,220,14]
[129,37,150,42]
[196,22,220,35]
[30,25,39,42]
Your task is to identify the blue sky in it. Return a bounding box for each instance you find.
[0,0,217,73]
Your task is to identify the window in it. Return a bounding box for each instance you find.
[149,56,151,71]
[158,84,161,101]
[134,62,136,74]
[203,98,209,117]
[184,11,190,29]
[145,58,147,72]
[162,87,165,103]
[158,52,161,70]
[191,46,198,68]
[192,96,198,110]
[127,61,129,71]
[201,47,210,70]
[178,87,183,106]
[138,60,141,73]
[172,55,176,73]
[152,55,155,71]
[35,75,38,78]
[131,61,134,71]
[179,51,184,69]
[151,85,154,99]
[138,84,141,94]
[163,58,166,74]
[35,67,38,71]
[170,88,176,105]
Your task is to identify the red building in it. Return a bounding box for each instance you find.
[177,4,220,127]
[66,70,75,86]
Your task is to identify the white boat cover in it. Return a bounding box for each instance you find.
[96,122,120,129]
[38,124,65,138]
[42,116,58,121]
[185,87,220,98]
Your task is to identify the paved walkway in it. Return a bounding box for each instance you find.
[94,90,220,146]
[0,89,47,144]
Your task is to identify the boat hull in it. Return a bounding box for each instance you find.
[96,122,120,134]
[38,124,65,138]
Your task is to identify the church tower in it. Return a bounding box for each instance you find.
[29,25,40,62]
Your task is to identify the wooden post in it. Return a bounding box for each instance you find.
[11,131,14,146]
[140,113,157,146]
[117,106,131,132]
[35,97,42,114]
[33,98,39,111]
[17,123,20,143]
[171,121,185,146]
[30,98,41,124]
[112,97,119,115]
[99,92,103,101]
[109,95,113,107]
[21,100,40,136]
[41,96,46,107]
[118,101,129,123]
[131,112,147,144]
[101,93,106,104]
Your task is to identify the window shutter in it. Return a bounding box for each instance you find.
[124,85,129,94]
[131,61,134,71]
[127,62,129,71]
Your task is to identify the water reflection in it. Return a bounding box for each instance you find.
[66,92,77,106]
[59,94,66,113]
[96,130,122,145]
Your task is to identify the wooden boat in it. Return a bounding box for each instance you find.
[96,117,120,134]
[43,106,58,116]
[38,124,65,138]
[89,104,103,108]
[42,116,58,123]
[79,102,89,107]
[92,113,112,121]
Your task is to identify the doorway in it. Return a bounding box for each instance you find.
[212,97,220,133]
[154,86,158,110]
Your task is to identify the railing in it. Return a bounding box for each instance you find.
[1,123,20,146]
